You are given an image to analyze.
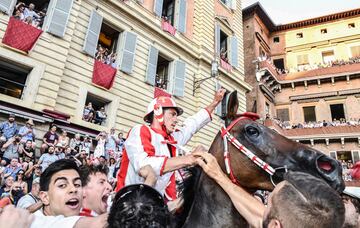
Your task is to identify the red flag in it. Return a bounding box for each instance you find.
[2,17,42,52]
[92,60,117,90]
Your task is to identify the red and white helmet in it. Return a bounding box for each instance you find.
[144,96,184,123]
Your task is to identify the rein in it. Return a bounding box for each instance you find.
[220,114,287,186]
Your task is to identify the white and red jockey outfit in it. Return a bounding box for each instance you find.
[115,108,212,201]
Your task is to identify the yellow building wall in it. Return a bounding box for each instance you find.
[284,17,360,70]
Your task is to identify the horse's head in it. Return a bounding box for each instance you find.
[210,91,345,192]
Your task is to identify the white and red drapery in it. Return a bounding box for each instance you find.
[220,58,233,73]
[92,60,117,90]
[154,87,171,98]
[2,17,42,52]
[161,19,176,36]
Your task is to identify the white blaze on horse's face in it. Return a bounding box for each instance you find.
[163,108,178,134]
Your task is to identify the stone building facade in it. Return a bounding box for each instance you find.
[0,0,250,152]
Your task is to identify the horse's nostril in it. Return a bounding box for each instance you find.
[317,161,333,172]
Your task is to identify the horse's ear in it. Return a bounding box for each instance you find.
[224,91,239,126]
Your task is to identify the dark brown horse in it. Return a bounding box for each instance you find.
[177,91,345,228]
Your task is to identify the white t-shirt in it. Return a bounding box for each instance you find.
[31,210,81,228]
[17,193,38,209]
[39,153,59,172]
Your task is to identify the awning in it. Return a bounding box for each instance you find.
[0,104,53,123]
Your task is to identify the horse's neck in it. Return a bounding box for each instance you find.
[182,172,248,228]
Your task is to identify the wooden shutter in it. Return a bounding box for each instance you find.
[230,36,238,67]
[352,151,360,163]
[0,0,15,15]
[215,82,222,116]
[172,60,186,97]
[215,23,221,56]
[154,0,164,17]
[46,0,74,37]
[83,10,103,57]
[230,0,237,10]
[176,0,187,33]
[119,31,137,74]
[145,46,159,85]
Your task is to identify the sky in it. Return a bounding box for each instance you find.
[242,0,360,24]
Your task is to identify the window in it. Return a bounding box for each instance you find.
[219,0,236,10]
[348,23,355,28]
[320,28,327,34]
[0,60,30,99]
[95,23,120,68]
[220,30,229,62]
[162,0,176,25]
[330,104,345,121]
[337,151,352,162]
[350,46,360,58]
[273,37,280,43]
[296,33,303,38]
[322,50,335,64]
[303,106,316,122]
[145,46,186,96]
[83,11,138,74]
[273,58,285,71]
[297,54,309,66]
[83,93,111,126]
[12,0,49,29]
[276,108,289,122]
[155,54,171,90]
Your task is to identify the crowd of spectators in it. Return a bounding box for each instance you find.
[13,2,47,29]
[271,117,360,130]
[82,102,108,125]
[0,113,126,209]
[258,55,360,75]
[95,44,117,68]
[341,160,355,181]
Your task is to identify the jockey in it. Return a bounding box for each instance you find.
[115,89,225,205]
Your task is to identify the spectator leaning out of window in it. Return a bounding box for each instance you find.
[40,125,59,154]
[94,107,107,125]
[83,102,95,122]
[18,119,36,148]
[0,113,18,144]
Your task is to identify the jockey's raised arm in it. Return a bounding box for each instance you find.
[115,89,225,205]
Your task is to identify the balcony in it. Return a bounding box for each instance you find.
[264,119,360,139]
[259,56,360,82]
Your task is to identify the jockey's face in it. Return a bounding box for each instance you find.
[163,108,178,134]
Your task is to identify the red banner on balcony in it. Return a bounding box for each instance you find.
[161,19,176,36]
[154,87,171,98]
[220,59,232,73]
[2,17,42,52]
[92,60,117,90]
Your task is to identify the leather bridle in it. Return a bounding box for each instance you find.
[220,113,287,187]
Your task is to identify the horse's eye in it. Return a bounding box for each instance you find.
[245,126,259,138]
